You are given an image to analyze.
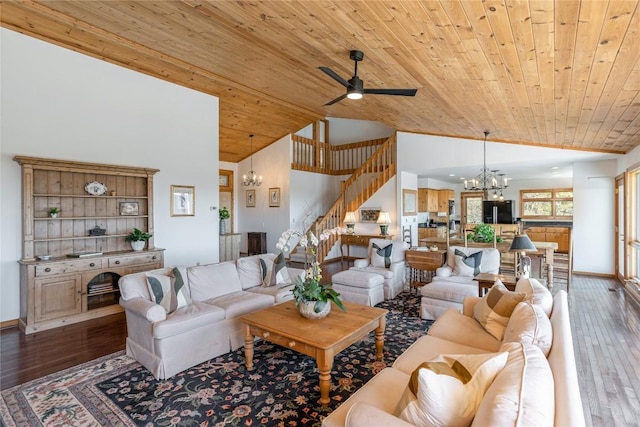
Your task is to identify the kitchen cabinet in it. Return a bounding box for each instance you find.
[437,189,454,212]
[427,189,439,212]
[526,226,571,254]
[418,228,440,244]
[418,189,429,212]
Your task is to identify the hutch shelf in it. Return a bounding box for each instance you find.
[14,156,164,334]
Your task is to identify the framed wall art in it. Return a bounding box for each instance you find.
[359,208,381,223]
[171,185,195,216]
[246,189,256,207]
[269,187,280,207]
[119,201,139,216]
[403,189,418,216]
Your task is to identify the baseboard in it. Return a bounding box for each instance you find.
[0,319,19,330]
[572,271,616,278]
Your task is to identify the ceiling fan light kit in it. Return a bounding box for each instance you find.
[320,50,417,105]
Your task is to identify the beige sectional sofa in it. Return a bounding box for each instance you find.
[323,282,585,427]
[119,253,303,379]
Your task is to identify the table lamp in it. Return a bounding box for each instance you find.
[344,211,357,234]
[509,234,537,278]
[377,211,391,236]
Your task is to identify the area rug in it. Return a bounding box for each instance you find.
[1,291,431,427]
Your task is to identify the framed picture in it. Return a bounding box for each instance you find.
[359,208,381,223]
[403,189,418,216]
[171,185,195,216]
[269,187,280,207]
[119,201,139,216]
[246,189,256,207]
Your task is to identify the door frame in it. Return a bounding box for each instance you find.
[615,173,626,283]
[219,169,234,232]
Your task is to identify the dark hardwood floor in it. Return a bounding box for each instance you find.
[1,260,639,426]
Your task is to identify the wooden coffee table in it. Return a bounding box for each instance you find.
[475,272,517,296]
[239,300,388,405]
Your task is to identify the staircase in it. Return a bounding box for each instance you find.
[289,134,397,264]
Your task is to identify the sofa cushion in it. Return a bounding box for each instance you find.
[236,254,276,289]
[247,283,294,303]
[453,248,483,276]
[153,301,226,339]
[515,277,553,317]
[473,341,555,427]
[395,351,508,427]
[446,246,500,274]
[473,281,527,340]
[171,267,192,308]
[188,261,243,301]
[504,302,553,357]
[119,267,174,300]
[259,252,291,287]
[205,291,274,319]
[371,241,393,268]
[258,257,275,286]
[428,309,502,352]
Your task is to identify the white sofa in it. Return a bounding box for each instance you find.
[421,245,501,320]
[119,253,303,379]
[350,238,410,300]
[323,285,585,427]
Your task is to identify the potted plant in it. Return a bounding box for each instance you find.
[48,207,60,218]
[466,223,504,243]
[219,206,230,235]
[125,227,152,251]
[277,229,345,318]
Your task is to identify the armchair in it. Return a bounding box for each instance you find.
[350,238,410,299]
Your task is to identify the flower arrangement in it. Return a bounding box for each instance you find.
[219,207,230,220]
[277,228,346,314]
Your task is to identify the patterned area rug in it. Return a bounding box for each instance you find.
[1,292,431,426]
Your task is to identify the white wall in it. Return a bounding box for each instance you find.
[572,160,617,274]
[327,117,394,145]
[1,29,219,322]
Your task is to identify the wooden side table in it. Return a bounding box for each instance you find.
[475,273,517,297]
[340,234,393,263]
[406,249,447,293]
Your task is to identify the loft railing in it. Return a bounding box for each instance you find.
[291,135,388,175]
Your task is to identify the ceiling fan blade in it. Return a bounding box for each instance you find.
[324,93,348,106]
[319,66,350,88]
[364,88,418,96]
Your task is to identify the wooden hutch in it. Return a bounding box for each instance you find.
[14,156,164,334]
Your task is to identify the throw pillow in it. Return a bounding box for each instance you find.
[271,252,291,285]
[503,302,553,356]
[171,267,192,309]
[453,248,483,276]
[473,281,527,340]
[515,277,553,317]
[146,273,177,314]
[371,242,393,268]
[259,257,274,287]
[394,351,509,427]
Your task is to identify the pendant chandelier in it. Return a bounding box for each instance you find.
[464,131,508,200]
[241,134,262,187]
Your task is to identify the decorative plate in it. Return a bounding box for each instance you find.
[85,181,107,196]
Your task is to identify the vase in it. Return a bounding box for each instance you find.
[131,241,145,251]
[298,300,331,319]
[220,219,226,235]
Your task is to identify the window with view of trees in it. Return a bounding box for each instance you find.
[520,189,573,219]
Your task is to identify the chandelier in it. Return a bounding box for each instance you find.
[241,134,262,187]
[464,131,508,200]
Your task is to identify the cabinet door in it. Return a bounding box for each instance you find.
[526,227,545,243]
[418,189,428,212]
[427,189,439,212]
[34,275,82,322]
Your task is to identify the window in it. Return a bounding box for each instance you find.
[461,192,484,224]
[520,189,573,219]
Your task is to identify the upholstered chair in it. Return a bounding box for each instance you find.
[350,238,410,299]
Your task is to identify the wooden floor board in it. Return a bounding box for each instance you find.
[1,262,640,426]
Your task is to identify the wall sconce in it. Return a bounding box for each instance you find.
[344,211,357,234]
[377,211,391,236]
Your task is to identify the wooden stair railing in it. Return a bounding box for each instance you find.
[311,135,397,263]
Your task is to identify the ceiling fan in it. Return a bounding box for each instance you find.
[319,50,418,106]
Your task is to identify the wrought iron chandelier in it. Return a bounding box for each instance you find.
[241,134,262,187]
[464,131,508,200]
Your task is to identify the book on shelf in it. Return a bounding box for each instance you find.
[67,252,103,258]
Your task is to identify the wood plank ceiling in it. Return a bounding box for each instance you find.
[2,1,639,162]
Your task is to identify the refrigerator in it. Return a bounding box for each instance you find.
[483,200,514,224]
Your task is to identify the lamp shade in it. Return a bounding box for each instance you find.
[376,211,391,224]
[344,211,357,224]
[509,234,537,252]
